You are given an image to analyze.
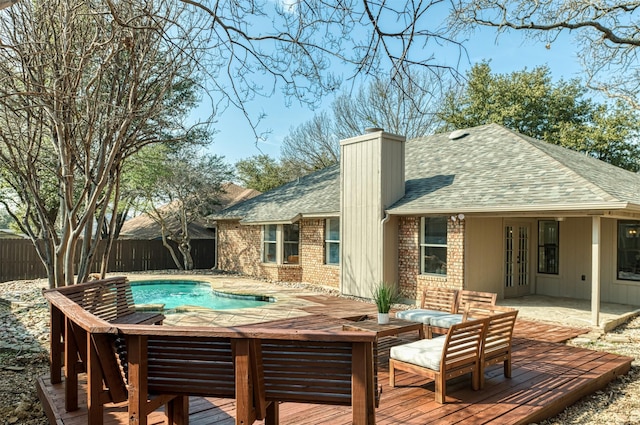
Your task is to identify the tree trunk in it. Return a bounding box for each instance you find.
[178,241,193,270]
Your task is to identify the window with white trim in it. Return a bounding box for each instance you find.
[420,217,447,275]
[283,223,299,264]
[262,223,300,264]
[263,224,277,263]
[325,218,340,265]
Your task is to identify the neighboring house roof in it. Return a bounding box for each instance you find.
[215,123,640,223]
[120,182,261,240]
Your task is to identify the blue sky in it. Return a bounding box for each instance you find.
[200,16,585,166]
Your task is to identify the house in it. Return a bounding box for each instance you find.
[214,124,640,324]
[120,182,260,265]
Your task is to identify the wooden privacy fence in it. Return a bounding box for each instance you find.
[0,239,216,282]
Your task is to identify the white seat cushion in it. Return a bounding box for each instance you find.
[390,336,446,371]
[396,309,451,324]
[429,314,464,329]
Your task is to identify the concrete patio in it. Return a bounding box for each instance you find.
[128,273,640,334]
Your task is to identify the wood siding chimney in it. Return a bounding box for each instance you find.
[340,129,405,298]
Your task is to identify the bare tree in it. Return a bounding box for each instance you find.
[179,0,465,139]
[0,0,466,287]
[450,1,640,109]
[280,70,444,174]
[143,148,232,270]
[0,0,207,287]
[333,71,444,139]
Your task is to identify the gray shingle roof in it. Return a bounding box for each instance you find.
[389,124,640,214]
[217,123,640,222]
[214,165,340,223]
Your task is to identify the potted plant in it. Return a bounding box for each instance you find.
[373,282,399,324]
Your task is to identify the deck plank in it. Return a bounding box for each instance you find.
[38,309,632,425]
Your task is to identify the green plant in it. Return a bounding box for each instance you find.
[373,282,399,313]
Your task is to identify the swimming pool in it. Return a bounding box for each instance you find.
[130,280,273,311]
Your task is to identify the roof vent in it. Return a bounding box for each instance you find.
[365,127,384,133]
[448,129,469,140]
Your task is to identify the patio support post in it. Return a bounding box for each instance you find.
[591,216,601,327]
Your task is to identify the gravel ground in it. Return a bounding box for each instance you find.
[1,277,639,425]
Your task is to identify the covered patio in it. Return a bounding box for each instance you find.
[37,275,634,425]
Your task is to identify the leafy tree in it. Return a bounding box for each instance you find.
[142,147,232,270]
[450,1,640,109]
[235,155,296,192]
[0,0,470,287]
[0,208,13,229]
[0,0,207,287]
[280,72,443,174]
[437,63,640,171]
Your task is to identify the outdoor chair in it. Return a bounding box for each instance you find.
[480,306,518,388]
[388,317,487,403]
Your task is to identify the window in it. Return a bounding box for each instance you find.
[263,223,300,264]
[618,220,640,281]
[283,223,299,264]
[538,221,559,274]
[325,218,340,265]
[420,217,447,275]
[263,224,277,263]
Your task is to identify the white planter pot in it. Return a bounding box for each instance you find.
[377,312,390,325]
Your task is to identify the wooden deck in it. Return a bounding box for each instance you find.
[38,299,632,425]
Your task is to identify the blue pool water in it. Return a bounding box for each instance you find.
[130,280,271,310]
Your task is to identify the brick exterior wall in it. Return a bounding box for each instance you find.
[219,215,465,295]
[398,216,465,303]
[300,218,340,289]
[217,220,263,277]
[217,219,339,287]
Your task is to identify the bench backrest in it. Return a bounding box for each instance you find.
[420,287,458,313]
[482,307,518,364]
[54,276,136,322]
[118,325,378,425]
[254,330,377,425]
[441,318,486,373]
[258,339,369,405]
[456,290,497,313]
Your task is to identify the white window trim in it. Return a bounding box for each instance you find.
[262,224,278,264]
[262,223,299,265]
[420,217,448,276]
[325,218,340,265]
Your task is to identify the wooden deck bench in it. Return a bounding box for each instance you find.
[388,317,487,403]
[52,276,164,325]
[117,324,378,425]
[255,332,378,425]
[45,277,164,387]
[43,278,379,425]
[43,287,137,423]
[396,287,497,338]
